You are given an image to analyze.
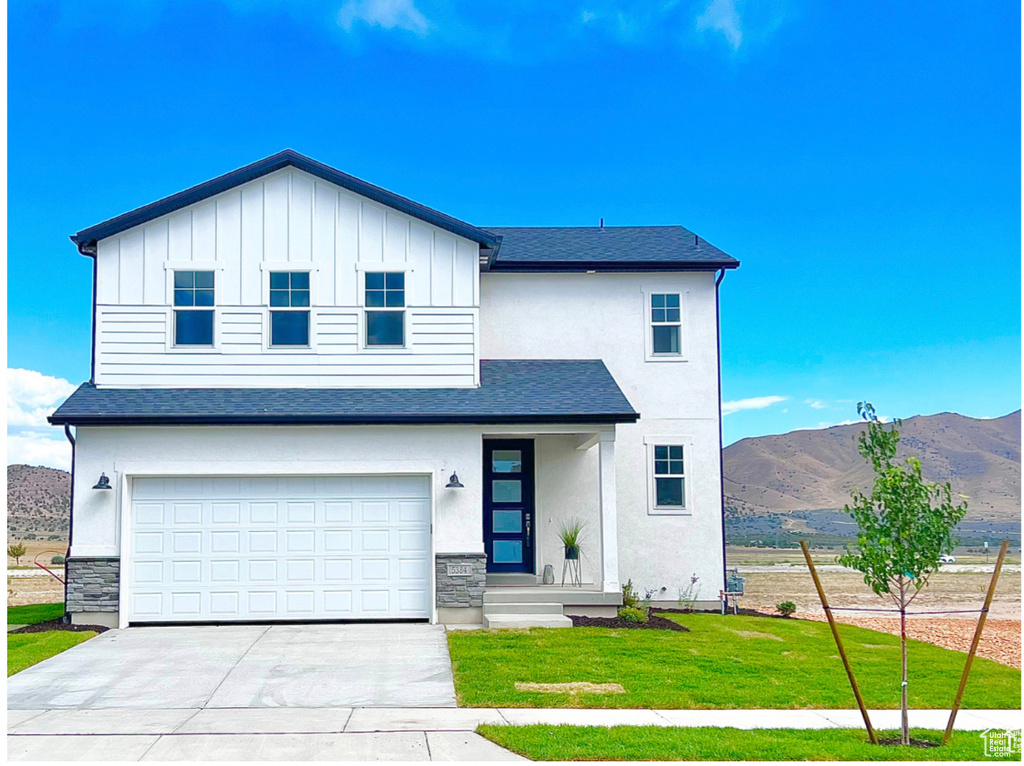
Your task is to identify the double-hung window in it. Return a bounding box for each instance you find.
[653,445,686,510]
[364,272,405,347]
[269,271,310,347]
[173,270,215,346]
[650,293,681,355]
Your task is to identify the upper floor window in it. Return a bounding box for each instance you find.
[651,293,681,355]
[653,444,686,510]
[365,272,405,347]
[269,271,310,347]
[173,271,214,346]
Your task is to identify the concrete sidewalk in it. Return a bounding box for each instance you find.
[8,707,1020,761]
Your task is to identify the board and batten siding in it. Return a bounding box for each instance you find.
[94,168,481,388]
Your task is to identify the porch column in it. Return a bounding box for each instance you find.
[598,429,620,594]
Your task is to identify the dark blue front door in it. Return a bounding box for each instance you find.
[483,440,535,573]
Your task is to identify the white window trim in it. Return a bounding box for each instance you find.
[166,269,221,352]
[262,268,317,351]
[358,266,410,353]
[643,435,693,515]
[642,288,687,363]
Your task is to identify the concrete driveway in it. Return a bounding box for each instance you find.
[7,623,457,709]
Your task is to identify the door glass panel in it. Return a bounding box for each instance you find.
[492,509,522,534]
[493,540,523,563]
[492,480,522,503]
[492,450,522,473]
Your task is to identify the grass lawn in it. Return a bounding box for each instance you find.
[477,726,1020,761]
[8,602,65,625]
[8,630,96,676]
[448,612,1020,709]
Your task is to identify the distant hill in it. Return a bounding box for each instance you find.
[7,464,70,541]
[723,411,1020,546]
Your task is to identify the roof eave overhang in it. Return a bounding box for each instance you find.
[70,150,499,254]
[486,260,740,273]
[49,412,640,427]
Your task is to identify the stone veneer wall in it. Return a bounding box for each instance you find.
[435,553,487,608]
[66,557,120,613]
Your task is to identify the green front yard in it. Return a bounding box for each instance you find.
[477,726,1020,761]
[448,612,1020,709]
[7,601,97,677]
[8,602,65,625]
[8,630,96,676]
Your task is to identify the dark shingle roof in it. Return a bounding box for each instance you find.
[49,360,638,426]
[484,226,739,271]
[71,150,498,251]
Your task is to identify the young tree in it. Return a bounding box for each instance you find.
[838,403,967,745]
[7,542,27,566]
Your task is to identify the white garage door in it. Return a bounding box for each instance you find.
[127,475,431,622]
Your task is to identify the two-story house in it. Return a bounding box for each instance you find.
[50,150,739,629]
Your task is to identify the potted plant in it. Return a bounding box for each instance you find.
[559,518,585,560]
[558,518,586,586]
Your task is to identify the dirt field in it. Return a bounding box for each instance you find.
[731,546,1021,668]
[738,568,1021,620]
[7,539,69,568]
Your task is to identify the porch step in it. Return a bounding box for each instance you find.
[485,574,539,586]
[482,601,564,616]
[483,613,573,629]
[484,588,622,607]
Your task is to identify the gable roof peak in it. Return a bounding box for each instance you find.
[70,149,498,254]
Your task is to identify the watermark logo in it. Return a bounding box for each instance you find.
[981,729,1021,758]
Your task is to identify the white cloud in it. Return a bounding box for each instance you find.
[804,398,828,410]
[7,369,77,470]
[8,369,78,428]
[338,0,430,35]
[696,0,742,50]
[722,395,787,416]
[7,432,71,471]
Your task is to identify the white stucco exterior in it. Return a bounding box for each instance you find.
[480,272,726,601]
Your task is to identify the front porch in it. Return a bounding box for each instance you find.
[475,426,623,627]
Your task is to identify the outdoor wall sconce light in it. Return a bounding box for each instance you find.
[92,473,112,490]
[445,472,464,488]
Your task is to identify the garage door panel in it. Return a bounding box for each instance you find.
[212,503,241,524]
[128,475,431,622]
[249,503,279,524]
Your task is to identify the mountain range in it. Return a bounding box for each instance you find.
[724,410,1020,525]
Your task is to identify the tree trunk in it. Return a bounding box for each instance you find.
[899,578,909,745]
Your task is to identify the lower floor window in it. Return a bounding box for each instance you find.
[653,444,686,509]
[174,310,214,346]
[366,310,404,346]
[271,311,309,346]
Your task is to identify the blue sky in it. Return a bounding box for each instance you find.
[7,1,1021,468]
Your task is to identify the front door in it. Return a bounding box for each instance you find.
[483,440,535,573]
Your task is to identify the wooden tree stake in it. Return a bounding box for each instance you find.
[942,539,1009,745]
[801,540,878,744]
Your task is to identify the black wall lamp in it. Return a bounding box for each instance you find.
[445,472,464,489]
[93,473,112,490]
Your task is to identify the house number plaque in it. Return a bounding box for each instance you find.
[446,564,472,576]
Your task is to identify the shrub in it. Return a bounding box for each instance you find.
[617,605,649,623]
[776,601,797,617]
[622,579,640,609]
[51,555,66,565]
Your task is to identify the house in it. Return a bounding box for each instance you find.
[49,150,740,629]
